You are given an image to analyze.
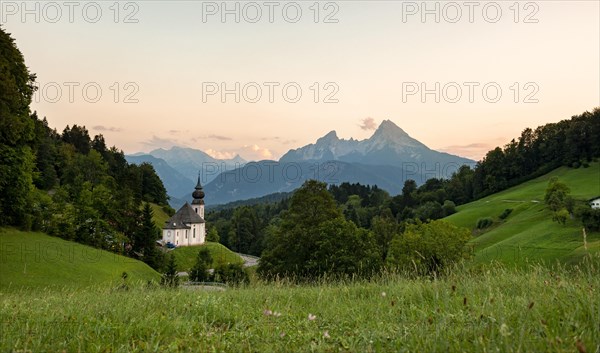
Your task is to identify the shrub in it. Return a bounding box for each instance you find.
[499,208,513,220]
[387,220,471,275]
[552,208,570,225]
[442,200,457,217]
[213,263,249,285]
[576,206,600,231]
[476,217,494,229]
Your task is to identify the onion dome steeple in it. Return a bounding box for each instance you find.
[192,172,205,205]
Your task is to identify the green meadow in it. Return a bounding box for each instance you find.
[1,260,598,352]
[0,229,160,290]
[446,163,600,265]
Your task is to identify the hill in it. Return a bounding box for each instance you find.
[170,243,244,272]
[0,229,161,289]
[206,191,292,212]
[446,162,600,265]
[204,160,423,205]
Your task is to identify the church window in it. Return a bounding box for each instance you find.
[193,228,196,238]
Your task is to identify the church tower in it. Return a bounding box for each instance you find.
[192,172,205,218]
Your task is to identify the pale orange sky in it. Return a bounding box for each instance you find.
[3,1,599,161]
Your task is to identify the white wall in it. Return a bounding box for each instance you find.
[162,223,206,246]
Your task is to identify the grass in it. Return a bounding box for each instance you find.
[170,242,244,272]
[446,162,600,265]
[0,228,160,290]
[150,203,171,229]
[1,259,598,352]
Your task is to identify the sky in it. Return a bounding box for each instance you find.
[2,0,599,161]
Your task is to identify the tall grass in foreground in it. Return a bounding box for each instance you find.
[1,256,599,352]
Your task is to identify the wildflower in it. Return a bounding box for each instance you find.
[308,313,317,321]
[273,311,282,317]
[263,309,272,316]
[280,332,286,338]
[381,292,386,297]
[323,330,330,339]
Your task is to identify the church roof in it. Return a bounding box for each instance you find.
[163,203,205,229]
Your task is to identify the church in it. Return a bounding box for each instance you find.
[162,175,206,247]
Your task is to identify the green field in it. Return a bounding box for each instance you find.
[170,242,244,272]
[1,260,598,352]
[0,229,160,290]
[150,203,171,228]
[446,163,600,265]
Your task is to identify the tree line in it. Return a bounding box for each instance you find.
[1,26,170,270]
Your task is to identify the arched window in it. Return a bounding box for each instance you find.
[193,228,196,238]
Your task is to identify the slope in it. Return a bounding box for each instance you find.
[170,243,244,272]
[0,229,161,289]
[445,162,600,265]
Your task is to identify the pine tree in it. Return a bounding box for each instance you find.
[161,254,179,287]
[189,248,213,282]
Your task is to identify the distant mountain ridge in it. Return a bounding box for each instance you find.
[281,119,473,168]
[129,120,474,206]
[203,120,474,205]
[125,146,247,206]
[202,160,419,205]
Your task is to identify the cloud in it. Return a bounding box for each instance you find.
[242,144,273,160]
[92,125,122,132]
[207,134,232,141]
[205,149,237,160]
[141,135,183,149]
[359,117,377,131]
[168,130,180,134]
[205,145,274,161]
[261,137,280,141]
[438,140,505,161]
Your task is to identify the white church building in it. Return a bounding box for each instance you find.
[162,176,206,246]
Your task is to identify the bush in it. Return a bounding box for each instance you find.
[387,220,471,275]
[476,217,494,229]
[576,206,600,231]
[499,208,513,220]
[213,263,249,285]
[552,208,570,225]
[442,200,457,217]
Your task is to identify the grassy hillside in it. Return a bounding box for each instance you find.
[0,229,160,289]
[446,163,600,265]
[150,203,171,228]
[171,242,244,272]
[1,261,598,352]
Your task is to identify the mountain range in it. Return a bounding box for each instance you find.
[126,120,475,207]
